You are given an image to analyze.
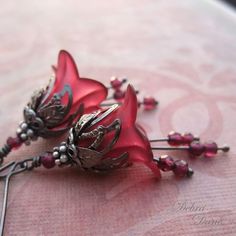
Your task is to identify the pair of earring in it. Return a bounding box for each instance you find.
[0,50,229,175]
[0,50,229,235]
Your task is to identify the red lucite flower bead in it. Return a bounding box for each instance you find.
[23,50,108,139]
[143,97,157,110]
[189,142,205,156]
[41,153,55,169]
[173,160,188,177]
[168,132,182,146]
[46,50,108,116]
[91,85,161,178]
[204,142,218,158]
[6,136,22,150]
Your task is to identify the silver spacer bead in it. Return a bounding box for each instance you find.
[60,154,68,163]
[27,129,34,138]
[20,133,27,141]
[59,145,67,153]
[21,122,28,131]
[16,128,22,134]
[53,151,60,158]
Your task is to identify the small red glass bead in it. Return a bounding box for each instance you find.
[113,89,125,101]
[173,160,188,177]
[168,132,182,146]
[158,155,175,171]
[6,136,22,150]
[110,77,123,89]
[181,133,194,145]
[204,142,218,158]
[189,142,205,156]
[143,97,158,110]
[41,153,55,169]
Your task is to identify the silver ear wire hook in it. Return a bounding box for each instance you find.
[0,157,40,236]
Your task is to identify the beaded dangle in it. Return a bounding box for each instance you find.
[103,76,158,110]
[150,131,229,158]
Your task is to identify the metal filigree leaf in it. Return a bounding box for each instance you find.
[37,85,73,128]
[77,147,103,169]
[94,152,129,171]
[64,107,128,171]
[27,88,46,111]
[37,97,66,126]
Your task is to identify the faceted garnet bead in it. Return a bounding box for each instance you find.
[110,77,123,89]
[143,97,158,110]
[41,153,56,169]
[189,142,205,156]
[173,160,188,177]
[6,136,23,150]
[204,142,218,158]
[113,89,125,101]
[168,132,182,146]
[158,155,175,171]
[181,133,195,145]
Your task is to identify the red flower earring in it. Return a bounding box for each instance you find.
[1,84,229,177]
[27,85,160,177]
[0,50,229,235]
[0,50,108,164]
[0,84,230,234]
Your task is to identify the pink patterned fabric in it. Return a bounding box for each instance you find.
[0,0,235,235]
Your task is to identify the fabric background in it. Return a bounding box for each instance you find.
[0,0,235,235]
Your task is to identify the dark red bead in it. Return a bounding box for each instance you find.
[181,133,194,145]
[168,132,182,146]
[158,155,175,171]
[110,77,123,89]
[173,160,188,177]
[6,136,22,150]
[143,97,158,110]
[41,153,55,169]
[204,142,218,158]
[189,142,205,156]
[113,89,125,101]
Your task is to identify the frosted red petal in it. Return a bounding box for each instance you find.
[86,85,161,178]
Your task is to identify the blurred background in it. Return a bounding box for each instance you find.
[224,0,236,7]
